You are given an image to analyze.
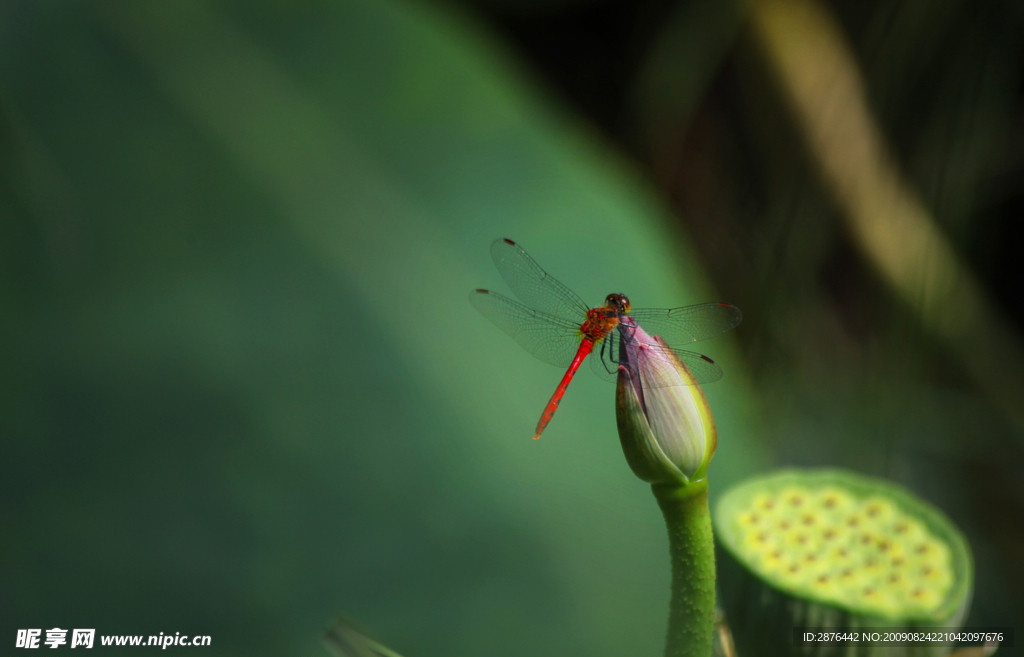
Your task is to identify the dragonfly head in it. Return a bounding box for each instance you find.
[606,293,631,316]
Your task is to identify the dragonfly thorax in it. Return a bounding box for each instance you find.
[579,293,632,342]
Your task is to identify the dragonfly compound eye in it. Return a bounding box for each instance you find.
[606,293,631,315]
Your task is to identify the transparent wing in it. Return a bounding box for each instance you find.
[469,288,583,368]
[628,302,742,345]
[488,238,590,323]
[593,327,725,385]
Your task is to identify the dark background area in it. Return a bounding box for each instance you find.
[2,1,1021,655]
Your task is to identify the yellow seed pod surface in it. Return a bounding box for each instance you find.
[715,470,971,621]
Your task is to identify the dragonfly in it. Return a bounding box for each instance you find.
[470,238,742,440]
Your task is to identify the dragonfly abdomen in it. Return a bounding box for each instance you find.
[533,339,596,440]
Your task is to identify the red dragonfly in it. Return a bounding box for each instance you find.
[470,238,742,439]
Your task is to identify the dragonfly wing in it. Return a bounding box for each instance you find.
[601,324,725,386]
[469,289,583,369]
[661,346,723,384]
[489,238,590,322]
[629,302,742,345]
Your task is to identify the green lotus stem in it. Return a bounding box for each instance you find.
[653,478,716,657]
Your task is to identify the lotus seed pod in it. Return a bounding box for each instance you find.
[714,469,973,657]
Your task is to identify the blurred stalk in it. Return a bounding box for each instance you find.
[324,617,406,657]
[749,0,1024,428]
[630,0,749,177]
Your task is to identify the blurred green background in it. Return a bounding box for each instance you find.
[2,1,1020,655]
